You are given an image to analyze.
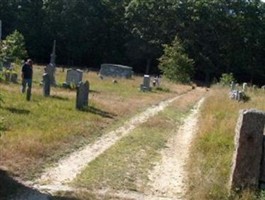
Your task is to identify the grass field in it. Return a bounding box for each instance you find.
[0,65,191,181]
[2,65,265,200]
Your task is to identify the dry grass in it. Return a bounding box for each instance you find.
[187,85,265,200]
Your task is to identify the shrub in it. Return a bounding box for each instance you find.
[158,36,194,83]
[219,73,235,86]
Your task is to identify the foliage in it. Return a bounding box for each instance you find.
[219,73,235,86]
[1,0,265,83]
[0,30,28,62]
[158,36,194,83]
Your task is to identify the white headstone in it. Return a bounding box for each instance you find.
[66,69,83,85]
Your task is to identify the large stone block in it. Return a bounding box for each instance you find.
[230,109,265,190]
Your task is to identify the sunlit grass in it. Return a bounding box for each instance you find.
[188,85,265,200]
[0,66,191,180]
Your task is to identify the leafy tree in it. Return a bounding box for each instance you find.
[125,0,182,73]
[0,30,28,63]
[158,36,194,83]
[219,73,235,86]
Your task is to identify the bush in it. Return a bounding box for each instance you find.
[219,73,235,86]
[0,30,28,63]
[158,36,194,83]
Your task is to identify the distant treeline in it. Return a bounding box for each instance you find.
[1,0,265,84]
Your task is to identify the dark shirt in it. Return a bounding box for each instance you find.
[22,63,33,79]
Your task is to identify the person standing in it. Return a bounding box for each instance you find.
[21,59,33,100]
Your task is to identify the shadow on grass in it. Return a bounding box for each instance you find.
[50,95,69,101]
[89,89,100,94]
[79,106,117,119]
[5,107,30,115]
[0,169,78,200]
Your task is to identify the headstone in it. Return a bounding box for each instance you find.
[10,73,17,83]
[230,109,265,190]
[50,40,56,65]
[26,87,31,101]
[230,81,235,91]
[45,64,56,85]
[99,64,133,78]
[76,81,89,109]
[3,61,11,69]
[66,69,83,86]
[43,73,51,97]
[242,82,247,92]
[140,75,151,92]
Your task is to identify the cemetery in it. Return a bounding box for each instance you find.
[2,1,265,199]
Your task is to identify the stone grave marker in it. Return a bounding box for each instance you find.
[43,73,51,97]
[66,69,83,86]
[140,75,151,91]
[50,40,56,66]
[242,82,247,92]
[99,64,133,78]
[26,87,31,101]
[45,64,56,86]
[230,109,265,190]
[76,81,89,109]
[10,73,17,83]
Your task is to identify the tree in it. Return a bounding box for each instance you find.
[0,30,28,63]
[158,36,194,83]
[125,0,182,73]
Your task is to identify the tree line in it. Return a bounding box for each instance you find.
[1,0,265,84]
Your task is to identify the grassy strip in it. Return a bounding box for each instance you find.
[188,86,265,200]
[72,89,205,195]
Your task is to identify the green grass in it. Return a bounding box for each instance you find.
[0,66,191,180]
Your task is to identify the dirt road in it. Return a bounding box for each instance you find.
[8,89,206,200]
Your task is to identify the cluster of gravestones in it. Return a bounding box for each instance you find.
[42,66,88,110]
[0,61,18,83]
[229,82,248,101]
[21,40,88,109]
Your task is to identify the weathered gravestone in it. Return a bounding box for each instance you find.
[26,87,31,101]
[3,61,11,69]
[43,40,57,86]
[140,75,151,92]
[230,109,265,190]
[99,64,133,78]
[65,69,83,86]
[76,81,89,109]
[10,73,17,83]
[50,40,56,66]
[242,82,247,92]
[45,64,56,86]
[42,73,51,97]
